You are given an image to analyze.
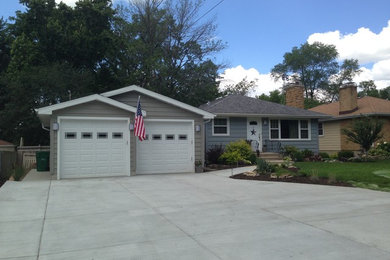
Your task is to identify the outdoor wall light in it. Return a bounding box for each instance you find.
[129,123,134,131]
[263,120,268,126]
[195,125,201,132]
[52,122,59,131]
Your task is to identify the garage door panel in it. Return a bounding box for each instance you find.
[59,118,130,179]
[137,121,194,174]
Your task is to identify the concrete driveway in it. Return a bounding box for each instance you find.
[1,167,390,260]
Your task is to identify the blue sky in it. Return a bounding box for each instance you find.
[1,0,390,95]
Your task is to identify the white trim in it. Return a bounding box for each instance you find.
[57,116,131,180]
[214,112,329,118]
[212,117,230,136]
[268,119,312,141]
[37,94,146,116]
[101,85,215,119]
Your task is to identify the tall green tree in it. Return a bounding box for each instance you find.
[342,116,384,155]
[222,77,257,96]
[258,90,285,104]
[271,42,339,99]
[358,80,380,98]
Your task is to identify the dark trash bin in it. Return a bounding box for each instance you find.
[36,151,50,171]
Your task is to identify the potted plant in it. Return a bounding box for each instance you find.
[195,160,203,173]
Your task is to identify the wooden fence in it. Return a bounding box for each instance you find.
[0,146,50,179]
[0,151,17,179]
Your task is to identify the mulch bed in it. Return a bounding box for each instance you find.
[230,173,353,187]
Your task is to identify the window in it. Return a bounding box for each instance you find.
[269,120,310,140]
[166,134,175,140]
[152,134,161,140]
[81,132,92,139]
[112,132,123,139]
[270,120,279,139]
[300,120,309,139]
[178,134,187,140]
[318,122,324,136]
[65,132,77,139]
[213,118,229,135]
[249,121,258,125]
[97,132,108,139]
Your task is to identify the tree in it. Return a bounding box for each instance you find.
[258,89,285,104]
[271,42,339,99]
[342,116,384,155]
[222,77,257,96]
[115,0,224,106]
[325,59,361,102]
[358,80,379,98]
[379,86,390,100]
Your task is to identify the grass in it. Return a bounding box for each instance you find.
[295,160,390,192]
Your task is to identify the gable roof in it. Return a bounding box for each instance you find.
[0,140,13,146]
[37,94,144,116]
[101,85,215,119]
[309,96,390,121]
[199,95,330,118]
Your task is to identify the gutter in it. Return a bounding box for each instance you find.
[319,113,390,122]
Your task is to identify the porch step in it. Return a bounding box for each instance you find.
[258,152,283,160]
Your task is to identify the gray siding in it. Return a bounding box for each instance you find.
[50,101,132,176]
[261,118,319,153]
[205,117,247,151]
[112,92,205,171]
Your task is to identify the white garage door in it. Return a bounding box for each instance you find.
[59,118,130,179]
[136,120,194,174]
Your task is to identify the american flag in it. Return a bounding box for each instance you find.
[134,96,145,141]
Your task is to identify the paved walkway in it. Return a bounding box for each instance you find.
[1,167,390,259]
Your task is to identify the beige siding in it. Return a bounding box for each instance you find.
[112,92,205,171]
[50,101,132,176]
[319,121,341,152]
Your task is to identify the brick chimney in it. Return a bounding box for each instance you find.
[339,82,358,114]
[285,82,304,109]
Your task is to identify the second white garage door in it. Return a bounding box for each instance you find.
[136,120,194,174]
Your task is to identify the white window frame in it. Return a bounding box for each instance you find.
[318,122,324,136]
[212,118,230,136]
[269,119,311,141]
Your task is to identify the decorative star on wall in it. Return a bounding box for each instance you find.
[250,129,256,135]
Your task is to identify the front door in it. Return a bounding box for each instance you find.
[247,118,262,152]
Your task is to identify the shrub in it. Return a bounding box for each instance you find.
[291,151,304,162]
[219,140,253,165]
[281,145,299,157]
[302,149,314,158]
[11,166,25,181]
[248,152,257,165]
[337,151,354,161]
[319,152,330,159]
[368,142,390,158]
[256,158,275,174]
[377,141,390,152]
[206,145,224,164]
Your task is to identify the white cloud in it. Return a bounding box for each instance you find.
[218,65,283,97]
[55,0,77,6]
[307,20,390,89]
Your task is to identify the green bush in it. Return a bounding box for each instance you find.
[337,151,354,161]
[248,152,257,165]
[319,152,330,159]
[302,149,314,158]
[368,142,390,158]
[256,158,275,174]
[12,166,25,181]
[219,140,253,165]
[377,142,390,152]
[281,145,299,157]
[291,150,304,162]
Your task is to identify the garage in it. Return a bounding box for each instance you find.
[136,120,194,174]
[58,117,130,179]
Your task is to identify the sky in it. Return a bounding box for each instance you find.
[1,0,390,96]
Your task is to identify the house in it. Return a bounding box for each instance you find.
[0,140,15,152]
[309,83,390,154]
[37,85,214,179]
[199,82,330,154]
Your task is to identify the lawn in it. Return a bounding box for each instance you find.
[295,160,390,191]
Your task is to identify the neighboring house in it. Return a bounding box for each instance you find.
[199,83,330,154]
[37,85,214,179]
[310,83,390,154]
[0,140,15,152]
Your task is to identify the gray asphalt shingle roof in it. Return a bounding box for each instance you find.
[199,95,329,118]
